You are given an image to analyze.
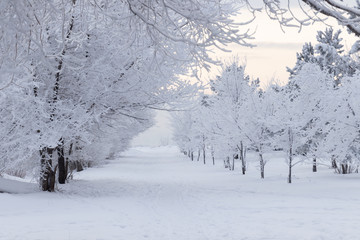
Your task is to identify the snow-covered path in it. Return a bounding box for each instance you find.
[1,146,360,240]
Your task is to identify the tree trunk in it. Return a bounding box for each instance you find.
[259,152,265,179]
[40,147,56,192]
[48,164,57,192]
[203,147,206,165]
[288,153,292,184]
[331,155,337,169]
[224,156,230,169]
[231,155,235,171]
[43,1,76,190]
[211,150,215,165]
[197,149,200,161]
[239,142,246,175]
[65,142,73,180]
[40,148,49,191]
[312,158,317,172]
[288,128,293,184]
[74,140,84,172]
[76,161,84,172]
[191,151,194,161]
[341,163,349,174]
[57,138,66,184]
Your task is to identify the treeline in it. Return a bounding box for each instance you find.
[173,28,360,183]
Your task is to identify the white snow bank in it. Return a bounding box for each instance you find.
[0,177,38,194]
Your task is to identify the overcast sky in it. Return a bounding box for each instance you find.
[209,9,357,88]
[131,5,357,147]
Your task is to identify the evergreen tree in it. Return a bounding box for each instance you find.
[288,28,358,86]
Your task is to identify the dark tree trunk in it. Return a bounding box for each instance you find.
[40,147,56,192]
[40,1,76,191]
[48,164,57,192]
[65,142,73,180]
[211,150,215,165]
[191,151,194,161]
[259,152,265,179]
[40,148,49,191]
[197,149,200,161]
[331,155,337,169]
[74,140,84,172]
[76,161,84,172]
[288,128,293,184]
[239,142,246,175]
[57,139,66,184]
[231,155,235,171]
[341,163,349,174]
[203,147,206,165]
[312,158,317,172]
[288,152,292,184]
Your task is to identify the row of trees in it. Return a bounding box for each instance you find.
[1,0,359,190]
[0,0,249,191]
[173,28,360,183]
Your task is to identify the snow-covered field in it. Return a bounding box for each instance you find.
[1,146,360,240]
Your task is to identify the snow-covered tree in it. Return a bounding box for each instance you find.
[321,73,360,174]
[286,27,360,175]
[288,28,358,84]
[172,110,196,159]
[278,63,334,182]
[205,61,280,177]
[208,63,256,173]
[0,0,251,191]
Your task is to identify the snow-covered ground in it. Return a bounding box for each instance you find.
[1,146,360,240]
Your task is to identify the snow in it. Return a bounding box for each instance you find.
[0,176,37,194]
[1,146,360,240]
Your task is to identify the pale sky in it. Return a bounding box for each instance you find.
[208,9,357,88]
[131,6,358,147]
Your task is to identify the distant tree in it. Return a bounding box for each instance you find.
[209,62,254,174]
[322,73,360,174]
[172,111,196,160]
[288,28,358,84]
[286,27,360,174]
[276,63,332,183]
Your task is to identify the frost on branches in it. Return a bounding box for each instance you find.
[262,0,360,52]
[0,0,249,191]
[172,28,360,183]
[261,0,360,35]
